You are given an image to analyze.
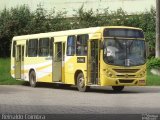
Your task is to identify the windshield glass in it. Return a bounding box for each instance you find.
[103,39,146,66]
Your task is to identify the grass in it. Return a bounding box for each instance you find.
[0,58,25,85]
[146,69,160,86]
[0,58,160,85]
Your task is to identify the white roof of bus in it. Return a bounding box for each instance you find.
[12,26,142,40]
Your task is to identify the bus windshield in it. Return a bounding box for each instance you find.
[103,38,146,66]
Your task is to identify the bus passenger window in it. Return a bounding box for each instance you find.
[28,39,38,57]
[22,46,24,61]
[55,42,62,61]
[12,41,16,57]
[39,38,49,57]
[16,45,21,61]
[67,36,75,56]
[26,40,28,57]
[50,37,54,56]
[76,34,88,56]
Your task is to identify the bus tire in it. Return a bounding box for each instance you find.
[29,70,37,87]
[77,73,89,92]
[112,86,124,92]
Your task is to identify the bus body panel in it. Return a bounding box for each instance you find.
[10,26,146,89]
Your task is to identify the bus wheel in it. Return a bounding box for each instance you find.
[29,71,37,87]
[112,86,124,92]
[77,73,89,92]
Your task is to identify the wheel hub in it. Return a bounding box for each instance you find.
[79,77,85,88]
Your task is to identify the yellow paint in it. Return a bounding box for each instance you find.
[11,26,146,88]
[38,73,52,82]
[36,64,52,71]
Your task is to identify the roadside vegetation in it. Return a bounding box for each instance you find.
[146,58,160,85]
[0,58,25,85]
[147,70,160,85]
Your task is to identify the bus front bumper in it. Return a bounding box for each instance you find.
[100,75,146,86]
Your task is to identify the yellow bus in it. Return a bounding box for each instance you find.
[11,26,146,92]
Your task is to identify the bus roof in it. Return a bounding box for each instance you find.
[12,26,142,41]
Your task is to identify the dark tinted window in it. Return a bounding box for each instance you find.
[12,41,16,57]
[39,38,49,56]
[76,34,88,56]
[67,36,76,56]
[28,39,38,57]
[55,42,62,61]
[103,28,144,38]
[26,40,28,57]
[22,46,24,61]
[50,37,54,56]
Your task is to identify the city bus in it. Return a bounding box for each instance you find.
[11,26,146,92]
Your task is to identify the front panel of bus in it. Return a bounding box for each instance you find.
[100,28,146,86]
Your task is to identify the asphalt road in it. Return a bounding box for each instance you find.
[0,84,160,115]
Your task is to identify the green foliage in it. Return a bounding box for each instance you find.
[0,5,33,57]
[0,5,157,57]
[147,57,160,69]
[140,7,156,50]
[0,58,25,84]
[147,69,160,86]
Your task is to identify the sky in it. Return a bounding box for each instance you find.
[0,0,156,16]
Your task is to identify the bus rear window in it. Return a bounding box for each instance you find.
[103,28,144,38]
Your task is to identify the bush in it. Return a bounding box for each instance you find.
[147,57,160,69]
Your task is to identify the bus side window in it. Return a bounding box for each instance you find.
[76,34,88,56]
[55,42,62,61]
[22,46,24,61]
[67,36,76,56]
[39,38,49,57]
[50,37,54,56]
[28,39,38,57]
[26,40,28,57]
[16,45,21,61]
[12,41,16,57]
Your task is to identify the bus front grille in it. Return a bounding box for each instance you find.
[113,69,139,73]
[116,75,136,78]
[119,80,134,83]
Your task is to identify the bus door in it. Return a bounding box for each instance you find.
[87,39,100,84]
[53,42,65,82]
[15,45,25,79]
